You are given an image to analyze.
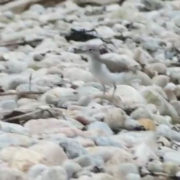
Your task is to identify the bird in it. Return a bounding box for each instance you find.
[74,42,140,97]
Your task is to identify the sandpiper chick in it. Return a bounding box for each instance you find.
[74,42,140,97]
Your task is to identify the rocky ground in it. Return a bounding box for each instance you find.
[0,0,180,179]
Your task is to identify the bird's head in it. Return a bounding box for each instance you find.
[74,44,108,57]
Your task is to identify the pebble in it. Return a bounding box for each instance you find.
[0,167,26,180]
[87,121,114,136]
[59,138,87,159]
[30,141,67,165]
[0,147,46,172]
[36,166,67,180]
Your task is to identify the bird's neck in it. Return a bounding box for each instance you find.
[89,54,102,72]
[89,53,101,62]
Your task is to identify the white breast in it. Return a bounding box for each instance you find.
[89,59,119,85]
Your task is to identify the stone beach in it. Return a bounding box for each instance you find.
[0,0,180,179]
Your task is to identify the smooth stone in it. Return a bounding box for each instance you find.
[163,151,180,165]
[0,167,26,180]
[144,63,167,76]
[142,86,179,123]
[171,101,180,116]
[130,106,154,120]
[147,160,163,173]
[63,160,81,179]
[24,118,74,135]
[59,138,87,159]
[152,75,169,88]
[30,141,67,166]
[138,118,156,131]
[75,154,104,168]
[29,4,45,14]
[134,48,154,65]
[77,86,101,97]
[94,136,123,147]
[4,60,27,74]
[0,133,34,149]
[74,136,95,147]
[103,107,127,130]
[132,143,157,166]
[0,122,29,135]
[156,124,180,141]
[167,67,180,83]
[124,118,144,130]
[87,146,132,163]
[0,99,17,110]
[126,173,141,180]
[87,121,113,136]
[41,87,77,106]
[16,83,50,92]
[157,136,171,147]
[0,147,46,172]
[174,16,180,27]
[142,0,163,11]
[106,162,139,179]
[28,164,48,179]
[8,76,27,90]
[142,175,155,180]
[63,67,94,82]
[37,166,67,180]
[164,83,177,101]
[112,85,146,109]
[142,38,161,52]
[117,71,152,86]
[152,114,172,125]
[33,74,63,88]
[163,162,180,177]
[96,26,116,38]
[90,173,114,180]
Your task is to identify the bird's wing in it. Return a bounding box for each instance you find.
[100,53,140,73]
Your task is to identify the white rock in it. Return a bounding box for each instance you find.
[163,151,180,164]
[87,121,113,136]
[142,86,179,123]
[63,67,94,82]
[59,138,87,159]
[0,147,46,172]
[156,124,180,141]
[24,118,74,135]
[30,141,67,166]
[41,87,77,105]
[0,167,26,180]
[0,122,29,135]
[37,166,67,180]
[4,60,27,74]
[112,85,146,109]
[28,164,48,180]
[0,133,33,149]
[63,160,81,179]
[152,75,169,87]
[103,107,127,130]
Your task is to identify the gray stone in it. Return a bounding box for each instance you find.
[87,121,113,136]
[59,138,87,159]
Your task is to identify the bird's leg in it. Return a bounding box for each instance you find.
[112,83,117,98]
[98,83,106,105]
[102,83,106,96]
